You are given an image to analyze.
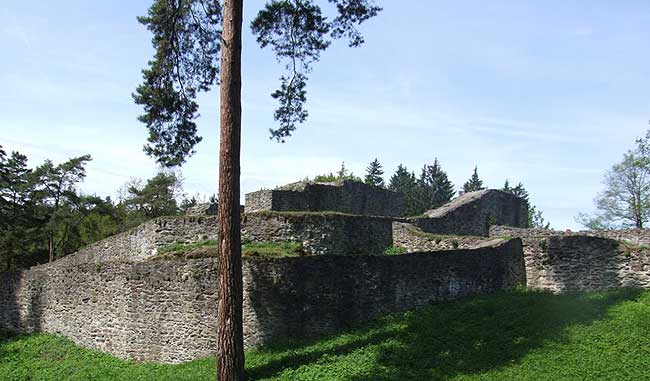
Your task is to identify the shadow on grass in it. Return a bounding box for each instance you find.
[246,288,643,380]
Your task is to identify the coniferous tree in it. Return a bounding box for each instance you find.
[502,180,549,229]
[510,182,529,202]
[462,166,484,193]
[33,155,92,262]
[418,159,455,209]
[122,172,182,219]
[388,164,420,216]
[0,149,42,270]
[134,2,382,378]
[502,179,511,193]
[364,158,385,187]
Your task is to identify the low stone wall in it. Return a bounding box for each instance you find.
[392,222,495,252]
[242,212,394,256]
[245,180,405,217]
[412,190,528,237]
[0,239,524,363]
[56,216,218,266]
[489,226,650,292]
[490,225,650,245]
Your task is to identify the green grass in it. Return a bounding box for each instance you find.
[153,240,304,260]
[384,245,408,255]
[2,288,650,380]
[157,239,219,255]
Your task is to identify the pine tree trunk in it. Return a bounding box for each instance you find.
[216,0,244,380]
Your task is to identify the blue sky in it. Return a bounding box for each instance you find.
[1,1,649,229]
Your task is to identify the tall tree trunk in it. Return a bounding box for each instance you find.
[216,0,244,380]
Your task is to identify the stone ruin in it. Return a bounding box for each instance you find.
[2,178,650,363]
[410,189,528,236]
[245,180,405,217]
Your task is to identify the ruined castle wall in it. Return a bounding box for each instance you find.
[55,216,218,266]
[411,190,528,237]
[489,226,650,292]
[0,240,524,363]
[245,181,405,217]
[490,225,650,245]
[392,222,496,252]
[242,212,394,256]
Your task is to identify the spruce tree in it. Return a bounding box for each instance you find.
[462,166,484,193]
[502,180,549,229]
[388,164,419,216]
[364,158,385,187]
[418,159,455,209]
[511,182,529,202]
[502,179,511,193]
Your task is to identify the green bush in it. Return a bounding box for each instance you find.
[384,246,408,255]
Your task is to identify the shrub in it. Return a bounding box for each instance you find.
[384,246,408,255]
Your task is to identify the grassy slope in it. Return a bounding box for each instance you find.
[2,289,650,381]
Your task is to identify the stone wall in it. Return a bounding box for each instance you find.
[411,189,528,237]
[242,212,394,256]
[245,180,405,217]
[0,239,524,363]
[490,225,650,245]
[55,216,218,266]
[489,226,650,292]
[392,222,496,252]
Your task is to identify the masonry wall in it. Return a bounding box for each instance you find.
[56,216,218,266]
[0,239,524,363]
[245,180,405,217]
[411,190,528,237]
[489,226,650,292]
[242,212,394,256]
[392,222,496,252]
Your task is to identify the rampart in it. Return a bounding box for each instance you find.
[242,212,394,255]
[0,239,524,363]
[245,180,405,217]
[55,216,218,265]
[490,226,650,292]
[411,189,528,236]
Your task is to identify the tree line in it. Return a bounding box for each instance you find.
[0,145,203,271]
[312,158,549,228]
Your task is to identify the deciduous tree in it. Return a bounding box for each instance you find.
[593,151,650,228]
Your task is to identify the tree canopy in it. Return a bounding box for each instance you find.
[134,0,382,167]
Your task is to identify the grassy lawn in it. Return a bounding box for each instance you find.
[2,288,650,380]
